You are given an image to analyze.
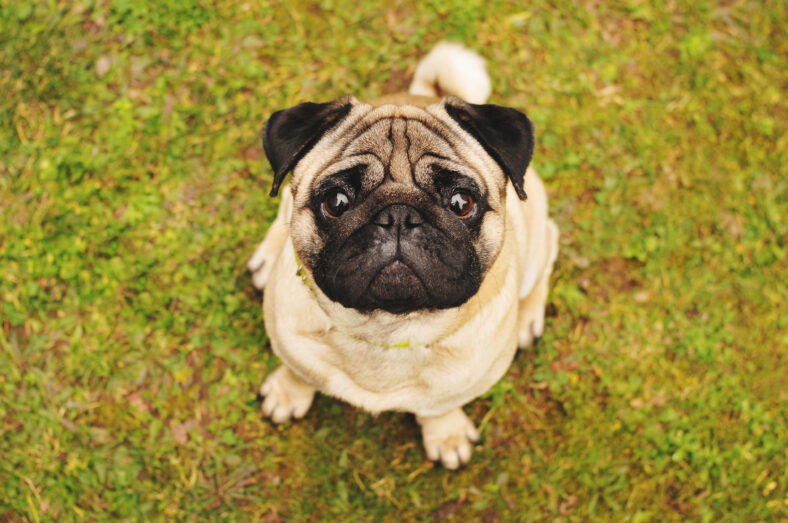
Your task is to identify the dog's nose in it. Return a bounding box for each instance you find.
[373,204,424,229]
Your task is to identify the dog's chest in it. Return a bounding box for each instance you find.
[307,320,518,416]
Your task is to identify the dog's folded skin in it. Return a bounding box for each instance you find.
[249,43,559,469]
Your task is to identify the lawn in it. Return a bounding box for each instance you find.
[1,0,785,520]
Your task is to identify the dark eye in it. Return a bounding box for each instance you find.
[323,189,351,218]
[448,190,475,217]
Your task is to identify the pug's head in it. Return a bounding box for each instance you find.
[262,96,534,314]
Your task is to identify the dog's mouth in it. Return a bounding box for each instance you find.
[365,260,430,312]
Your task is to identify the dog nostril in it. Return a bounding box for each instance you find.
[374,205,423,229]
[405,213,423,228]
[374,212,394,228]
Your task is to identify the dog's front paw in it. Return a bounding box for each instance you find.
[417,408,479,470]
[260,366,316,423]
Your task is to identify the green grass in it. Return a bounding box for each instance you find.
[1,0,785,520]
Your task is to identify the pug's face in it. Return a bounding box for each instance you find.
[263,96,535,314]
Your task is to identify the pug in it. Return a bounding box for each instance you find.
[247,42,559,469]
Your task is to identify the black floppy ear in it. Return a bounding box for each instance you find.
[263,97,354,196]
[444,97,535,200]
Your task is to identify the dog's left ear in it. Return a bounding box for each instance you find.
[444,97,535,200]
[263,96,354,196]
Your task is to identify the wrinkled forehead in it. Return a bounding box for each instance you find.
[290,104,504,204]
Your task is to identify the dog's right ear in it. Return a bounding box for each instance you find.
[444,97,534,201]
[263,97,354,196]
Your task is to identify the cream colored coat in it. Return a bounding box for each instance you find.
[259,170,557,419]
[247,42,559,469]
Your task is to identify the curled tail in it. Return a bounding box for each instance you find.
[408,42,491,104]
